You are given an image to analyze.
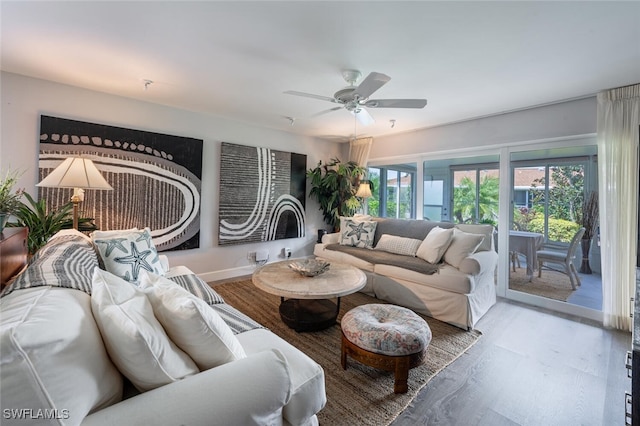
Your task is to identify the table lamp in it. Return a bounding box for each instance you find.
[355,181,373,199]
[37,157,113,230]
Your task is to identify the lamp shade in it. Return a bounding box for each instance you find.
[37,157,113,190]
[355,182,372,199]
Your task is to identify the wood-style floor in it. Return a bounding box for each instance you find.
[391,299,631,426]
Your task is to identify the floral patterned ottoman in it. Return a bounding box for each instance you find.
[340,303,432,393]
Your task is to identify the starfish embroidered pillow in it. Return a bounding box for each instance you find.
[93,228,164,283]
[339,217,377,248]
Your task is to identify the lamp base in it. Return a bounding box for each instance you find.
[71,199,80,230]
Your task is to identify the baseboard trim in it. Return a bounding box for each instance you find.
[197,256,314,284]
[198,265,257,283]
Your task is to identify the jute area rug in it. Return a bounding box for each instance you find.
[213,279,482,426]
[509,267,575,301]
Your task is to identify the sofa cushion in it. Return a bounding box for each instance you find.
[1,231,99,298]
[375,234,422,257]
[236,329,326,425]
[443,229,484,268]
[140,271,246,371]
[93,227,164,283]
[314,244,376,272]
[416,226,454,264]
[0,287,123,425]
[91,268,199,392]
[325,244,439,275]
[339,217,377,248]
[374,263,476,294]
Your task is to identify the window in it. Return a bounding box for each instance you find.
[451,166,499,225]
[365,164,416,219]
[424,155,499,224]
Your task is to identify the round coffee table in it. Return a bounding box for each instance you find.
[252,260,366,332]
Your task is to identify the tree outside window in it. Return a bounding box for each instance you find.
[452,170,499,225]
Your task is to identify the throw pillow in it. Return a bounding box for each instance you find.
[454,224,495,252]
[442,228,484,268]
[90,268,199,392]
[139,271,246,371]
[374,234,422,257]
[339,217,377,248]
[416,226,454,264]
[93,227,164,282]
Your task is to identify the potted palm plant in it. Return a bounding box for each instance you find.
[0,169,24,233]
[578,191,599,274]
[307,158,366,231]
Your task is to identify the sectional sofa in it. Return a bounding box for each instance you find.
[314,217,498,329]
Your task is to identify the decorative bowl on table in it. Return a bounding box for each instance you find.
[288,259,331,277]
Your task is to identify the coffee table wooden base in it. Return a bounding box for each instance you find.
[279,298,340,332]
[341,331,426,394]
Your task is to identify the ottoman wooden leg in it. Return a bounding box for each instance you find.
[393,356,410,394]
[341,334,348,370]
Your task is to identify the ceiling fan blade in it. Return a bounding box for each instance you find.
[283,90,336,103]
[353,72,390,100]
[310,106,343,117]
[364,99,427,109]
[351,108,375,126]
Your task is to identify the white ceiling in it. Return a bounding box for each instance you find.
[2,1,639,142]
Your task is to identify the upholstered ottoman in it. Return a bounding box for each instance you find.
[340,304,431,393]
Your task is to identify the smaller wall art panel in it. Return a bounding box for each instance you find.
[218,142,306,246]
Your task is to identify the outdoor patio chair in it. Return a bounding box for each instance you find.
[536,227,586,290]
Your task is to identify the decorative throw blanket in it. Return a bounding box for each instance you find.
[210,303,265,335]
[325,243,440,275]
[0,235,98,298]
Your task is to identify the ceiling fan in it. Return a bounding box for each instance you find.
[284,70,427,126]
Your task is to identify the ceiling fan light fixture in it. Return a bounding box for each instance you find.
[284,70,426,129]
[341,69,362,86]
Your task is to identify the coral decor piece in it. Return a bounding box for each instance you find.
[288,259,330,277]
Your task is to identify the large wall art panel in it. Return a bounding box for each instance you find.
[38,115,203,251]
[218,142,306,246]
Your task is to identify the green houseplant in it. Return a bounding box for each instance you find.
[0,169,24,232]
[9,193,73,255]
[307,158,366,231]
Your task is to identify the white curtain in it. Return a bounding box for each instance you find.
[597,83,640,331]
[348,137,373,167]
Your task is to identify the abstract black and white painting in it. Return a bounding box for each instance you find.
[39,115,203,251]
[218,142,306,246]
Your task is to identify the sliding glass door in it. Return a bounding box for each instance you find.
[509,146,601,310]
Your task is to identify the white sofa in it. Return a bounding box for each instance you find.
[314,218,498,329]
[0,230,326,426]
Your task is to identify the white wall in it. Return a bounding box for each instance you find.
[0,72,345,281]
[369,97,596,160]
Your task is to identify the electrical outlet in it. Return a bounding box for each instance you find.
[247,252,256,262]
[255,250,269,262]
[284,247,292,258]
